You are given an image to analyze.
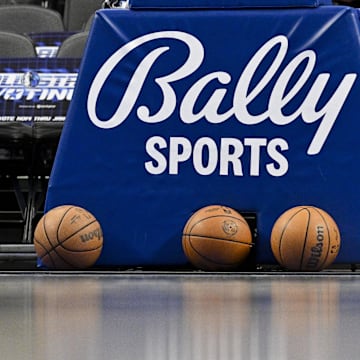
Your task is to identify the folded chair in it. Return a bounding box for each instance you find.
[0,5,64,33]
[62,0,102,31]
[56,31,89,58]
[0,31,36,57]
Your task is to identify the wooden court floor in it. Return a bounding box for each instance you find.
[0,271,360,360]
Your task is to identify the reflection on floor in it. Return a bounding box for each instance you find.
[0,272,360,360]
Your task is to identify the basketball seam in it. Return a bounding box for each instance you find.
[41,215,57,268]
[56,205,76,246]
[187,238,244,267]
[278,207,309,268]
[56,219,100,250]
[54,244,103,253]
[182,234,190,260]
[42,245,77,269]
[299,208,311,271]
[189,214,248,230]
[43,219,102,269]
[183,233,253,246]
[187,214,252,246]
[46,206,79,268]
[36,207,101,269]
[34,235,56,268]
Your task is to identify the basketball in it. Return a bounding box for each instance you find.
[33,205,103,269]
[270,206,341,271]
[182,205,253,271]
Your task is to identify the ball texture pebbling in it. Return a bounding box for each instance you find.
[182,205,253,271]
[270,205,341,271]
[34,205,103,269]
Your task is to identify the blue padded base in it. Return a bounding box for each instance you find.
[46,6,360,266]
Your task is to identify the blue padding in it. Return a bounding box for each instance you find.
[129,0,332,9]
[46,6,360,266]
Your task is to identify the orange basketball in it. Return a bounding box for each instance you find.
[182,205,253,271]
[270,206,341,271]
[34,205,103,269]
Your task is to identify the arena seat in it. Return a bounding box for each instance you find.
[0,31,36,57]
[56,31,89,58]
[84,13,95,31]
[0,1,43,4]
[45,0,360,267]
[62,0,102,31]
[0,5,64,33]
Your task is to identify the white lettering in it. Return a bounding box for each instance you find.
[219,138,244,176]
[88,31,203,129]
[244,138,267,176]
[266,138,289,176]
[193,137,218,175]
[145,136,167,174]
[145,136,289,176]
[180,72,233,123]
[169,137,192,174]
[88,32,357,155]
[0,73,77,87]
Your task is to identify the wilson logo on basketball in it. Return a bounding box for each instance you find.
[307,225,324,269]
[80,228,102,243]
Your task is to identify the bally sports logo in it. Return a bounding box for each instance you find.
[87,31,357,176]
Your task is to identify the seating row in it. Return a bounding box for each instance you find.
[0,1,102,32]
[0,2,93,243]
[0,52,81,243]
[0,30,88,58]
